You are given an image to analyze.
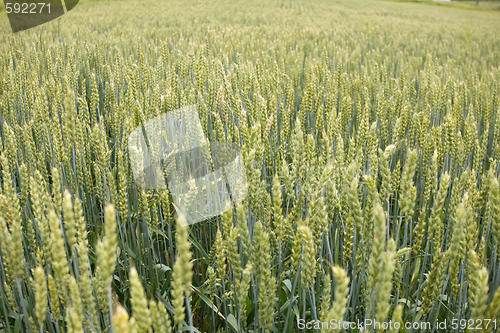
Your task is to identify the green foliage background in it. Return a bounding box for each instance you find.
[0,0,499,332]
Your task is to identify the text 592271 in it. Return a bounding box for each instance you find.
[5,3,51,14]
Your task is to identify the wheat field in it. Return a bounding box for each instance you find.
[0,0,500,332]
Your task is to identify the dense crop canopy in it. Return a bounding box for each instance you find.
[0,0,499,332]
